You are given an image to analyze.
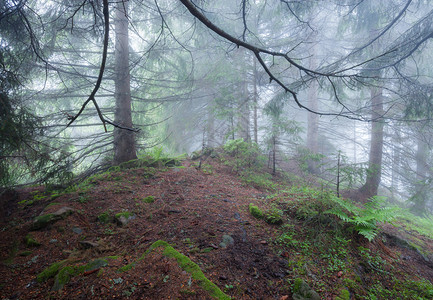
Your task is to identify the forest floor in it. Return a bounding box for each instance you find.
[1,153,433,299]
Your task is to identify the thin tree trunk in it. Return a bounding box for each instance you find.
[359,87,384,198]
[207,103,215,148]
[306,43,319,173]
[253,58,258,144]
[412,131,428,213]
[113,0,137,164]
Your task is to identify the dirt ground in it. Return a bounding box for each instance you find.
[1,159,433,299]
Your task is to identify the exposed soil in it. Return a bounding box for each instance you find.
[1,158,433,299]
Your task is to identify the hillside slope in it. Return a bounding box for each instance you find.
[1,157,433,299]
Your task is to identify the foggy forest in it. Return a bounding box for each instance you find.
[2,0,433,299]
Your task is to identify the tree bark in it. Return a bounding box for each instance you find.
[253,58,258,144]
[359,87,384,198]
[412,131,429,213]
[306,45,319,173]
[113,0,137,165]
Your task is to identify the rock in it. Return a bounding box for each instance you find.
[219,235,234,249]
[292,278,321,300]
[31,207,74,230]
[72,227,83,234]
[115,212,135,226]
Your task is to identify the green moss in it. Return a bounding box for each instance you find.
[142,240,230,300]
[24,233,41,247]
[249,203,263,219]
[32,214,61,230]
[84,258,108,272]
[106,255,121,260]
[142,196,155,203]
[335,288,350,300]
[115,211,132,219]
[293,278,303,293]
[19,251,33,256]
[37,258,110,290]
[37,260,68,283]
[118,263,136,272]
[52,266,76,291]
[200,247,213,253]
[98,212,112,224]
[45,202,60,209]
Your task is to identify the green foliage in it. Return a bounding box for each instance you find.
[366,278,433,300]
[396,211,433,240]
[325,195,400,241]
[98,212,112,224]
[264,207,284,225]
[358,246,386,273]
[240,171,276,190]
[223,139,264,171]
[284,186,400,241]
[295,147,325,173]
[222,139,275,190]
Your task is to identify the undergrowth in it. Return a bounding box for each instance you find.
[281,186,400,241]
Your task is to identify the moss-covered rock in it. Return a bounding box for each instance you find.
[37,258,110,291]
[31,207,74,230]
[115,211,135,226]
[249,203,263,219]
[37,260,69,283]
[52,266,76,291]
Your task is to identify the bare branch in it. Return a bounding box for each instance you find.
[66,0,139,133]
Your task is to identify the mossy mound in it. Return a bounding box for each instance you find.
[249,203,263,219]
[120,240,230,299]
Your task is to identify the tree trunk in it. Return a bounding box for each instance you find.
[359,87,384,198]
[206,102,215,148]
[412,131,429,214]
[113,1,137,164]
[306,49,319,173]
[306,82,319,173]
[253,58,258,144]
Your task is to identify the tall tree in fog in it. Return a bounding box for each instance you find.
[113,1,137,164]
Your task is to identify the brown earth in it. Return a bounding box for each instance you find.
[1,158,433,299]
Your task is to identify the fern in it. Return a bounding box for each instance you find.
[326,195,400,241]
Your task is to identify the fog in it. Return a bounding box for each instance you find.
[2,0,433,215]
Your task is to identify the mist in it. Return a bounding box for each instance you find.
[2,0,433,298]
